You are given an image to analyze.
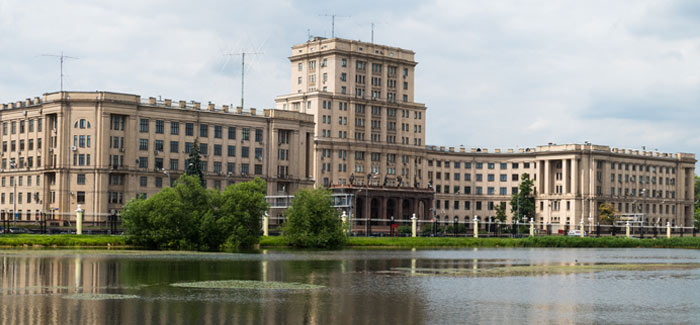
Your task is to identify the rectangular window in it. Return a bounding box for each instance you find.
[214,126,222,138]
[227,145,236,157]
[214,144,222,156]
[139,139,148,151]
[199,143,208,155]
[155,120,164,134]
[170,159,179,170]
[138,157,148,168]
[255,129,263,143]
[186,123,194,136]
[77,191,85,204]
[185,142,193,153]
[242,128,250,141]
[140,176,148,187]
[77,174,86,185]
[171,122,180,135]
[170,141,179,153]
[200,124,208,137]
[154,140,164,151]
[241,146,249,158]
[228,127,236,139]
[139,119,149,132]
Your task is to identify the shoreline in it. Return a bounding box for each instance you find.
[2,234,700,250]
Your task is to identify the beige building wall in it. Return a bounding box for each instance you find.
[427,144,696,228]
[276,37,427,189]
[0,92,315,223]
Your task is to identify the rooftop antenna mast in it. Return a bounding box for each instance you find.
[320,14,350,38]
[371,22,374,43]
[224,50,263,109]
[41,52,79,92]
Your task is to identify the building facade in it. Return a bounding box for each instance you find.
[274,37,695,231]
[0,92,314,224]
[427,144,696,229]
[0,37,695,230]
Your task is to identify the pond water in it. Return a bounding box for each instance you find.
[1,248,699,324]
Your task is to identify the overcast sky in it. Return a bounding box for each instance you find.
[2,0,699,160]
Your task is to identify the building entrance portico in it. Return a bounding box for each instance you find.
[333,185,433,235]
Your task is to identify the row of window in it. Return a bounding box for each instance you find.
[131,118,263,142]
[0,192,41,205]
[1,118,43,135]
[430,172,523,182]
[136,140,263,158]
[1,175,41,187]
[1,156,41,170]
[609,173,676,186]
[429,161,533,169]
[609,187,676,199]
[610,162,676,174]
[436,185,517,196]
[2,138,42,152]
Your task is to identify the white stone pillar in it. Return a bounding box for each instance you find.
[473,216,479,238]
[411,214,417,238]
[625,221,630,238]
[529,218,535,237]
[543,160,550,195]
[580,219,585,237]
[75,205,84,235]
[666,222,671,238]
[562,159,569,194]
[263,212,269,237]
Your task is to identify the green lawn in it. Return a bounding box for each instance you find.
[259,235,700,249]
[0,234,129,247]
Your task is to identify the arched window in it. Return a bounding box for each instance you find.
[74,121,78,128]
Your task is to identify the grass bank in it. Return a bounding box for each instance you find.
[259,236,700,249]
[0,234,129,248]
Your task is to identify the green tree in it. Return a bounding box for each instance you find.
[186,138,204,186]
[599,202,617,225]
[510,173,535,223]
[283,188,346,248]
[122,175,208,250]
[495,202,507,223]
[121,175,267,251]
[216,177,269,249]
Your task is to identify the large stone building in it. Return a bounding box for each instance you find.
[0,92,314,224]
[427,144,696,229]
[0,37,695,230]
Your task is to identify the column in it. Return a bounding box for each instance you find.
[572,158,578,196]
[380,196,388,222]
[562,159,569,194]
[396,198,403,220]
[543,159,550,195]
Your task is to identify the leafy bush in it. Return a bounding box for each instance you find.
[283,188,346,248]
[121,175,267,251]
[397,225,412,235]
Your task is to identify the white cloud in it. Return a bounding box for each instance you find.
[1,0,699,163]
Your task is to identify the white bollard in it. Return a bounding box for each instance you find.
[75,205,84,235]
[666,222,671,238]
[529,218,534,237]
[411,214,417,238]
[340,211,348,234]
[263,212,269,237]
[580,219,585,238]
[625,221,630,238]
[473,216,479,238]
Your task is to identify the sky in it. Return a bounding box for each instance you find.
[2,0,700,160]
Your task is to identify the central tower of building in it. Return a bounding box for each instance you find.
[276,37,434,230]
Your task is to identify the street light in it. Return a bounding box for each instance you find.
[453,216,458,237]
[163,169,172,187]
[390,215,395,237]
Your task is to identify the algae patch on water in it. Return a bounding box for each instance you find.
[388,263,700,277]
[63,293,140,300]
[171,280,324,290]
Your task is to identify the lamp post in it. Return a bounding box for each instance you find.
[390,215,394,237]
[163,169,172,187]
[453,216,458,237]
